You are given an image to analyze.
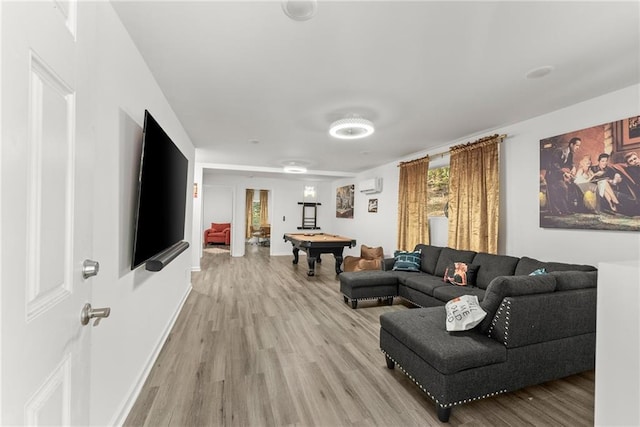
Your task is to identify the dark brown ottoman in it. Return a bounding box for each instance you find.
[339,270,398,308]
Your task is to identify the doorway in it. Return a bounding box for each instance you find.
[202,185,233,255]
[245,188,271,249]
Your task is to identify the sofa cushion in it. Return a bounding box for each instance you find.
[382,257,396,271]
[432,285,486,302]
[443,262,479,286]
[514,256,596,276]
[478,274,557,334]
[549,270,597,291]
[211,222,230,232]
[389,270,423,283]
[392,250,422,272]
[380,307,507,374]
[489,289,597,348]
[471,253,520,289]
[434,247,477,277]
[339,270,398,289]
[403,274,449,297]
[414,244,443,275]
[339,271,398,300]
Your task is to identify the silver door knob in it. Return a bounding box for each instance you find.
[82,259,100,279]
[80,303,111,326]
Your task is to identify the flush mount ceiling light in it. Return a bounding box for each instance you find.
[525,65,554,79]
[283,165,307,173]
[281,0,317,21]
[329,117,375,140]
[282,161,308,173]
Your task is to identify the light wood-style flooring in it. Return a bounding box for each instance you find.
[125,245,594,426]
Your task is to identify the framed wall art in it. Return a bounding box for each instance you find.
[336,184,354,218]
[539,115,640,231]
[615,115,640,150]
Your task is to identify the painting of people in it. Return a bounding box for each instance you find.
[540,115,640,231]
[336,184,354,218]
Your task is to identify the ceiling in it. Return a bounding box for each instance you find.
[112,1,640,181]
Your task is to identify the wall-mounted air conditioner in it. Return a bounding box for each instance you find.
[359,178,382,194]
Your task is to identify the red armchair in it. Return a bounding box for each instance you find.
[204,222,231,245]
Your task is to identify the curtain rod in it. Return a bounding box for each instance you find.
[429,133,507,159]
[397,155,429,167]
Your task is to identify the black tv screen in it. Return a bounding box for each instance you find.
[131,110,188,269]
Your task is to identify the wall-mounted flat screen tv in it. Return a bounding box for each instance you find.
[131,110,188,270]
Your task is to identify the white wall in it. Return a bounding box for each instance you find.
[331,163,399,259]
[202,184,233,227]
[90,3,195,426]
[325,84,640,267]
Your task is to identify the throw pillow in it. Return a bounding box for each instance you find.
[445,295,487,331]
[443,262,479,286]
[361,245,383,260]
[392,249,422,272]
[529,267,547,276]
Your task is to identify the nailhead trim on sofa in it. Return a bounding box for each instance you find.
[380,349,507,409]
[342,294,395,302]
[487,299,512,345]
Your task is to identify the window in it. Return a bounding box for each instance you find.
[252,201,261,228]
[427,166,450,217]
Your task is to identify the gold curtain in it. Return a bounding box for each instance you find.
[245,189,254,239]
[397,156,430,251]
[447,134,502,253]
[259,190,269,225]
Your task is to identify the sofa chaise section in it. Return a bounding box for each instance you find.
[379,270,597,422]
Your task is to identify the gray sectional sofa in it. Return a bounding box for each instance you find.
[339,244,595,309]
[338,244,598,422]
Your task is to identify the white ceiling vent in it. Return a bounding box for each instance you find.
[359,178,382,194]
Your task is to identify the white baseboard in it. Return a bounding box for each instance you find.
[109,284,192,426]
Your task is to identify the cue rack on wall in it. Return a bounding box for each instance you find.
[297,202,321,230]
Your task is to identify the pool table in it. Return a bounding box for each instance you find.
[283,233,357,276]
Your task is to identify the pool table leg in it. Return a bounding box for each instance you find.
[292,247,299,264]
[333,252,343,274]
[306,256,316,276]
[334,254,344,275]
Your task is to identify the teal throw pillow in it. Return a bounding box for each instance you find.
[529,267,547,276]
[392,249,422,272]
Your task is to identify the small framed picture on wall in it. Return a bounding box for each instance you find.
[368,198,378,213]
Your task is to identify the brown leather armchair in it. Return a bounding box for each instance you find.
[343,245,384,272]
[204,222,231,245]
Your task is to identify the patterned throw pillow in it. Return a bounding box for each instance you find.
[529,267,547,276]
[443,262,479,286]
[392,250,422,272]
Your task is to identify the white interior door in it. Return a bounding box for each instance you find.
[1,2,97,425]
